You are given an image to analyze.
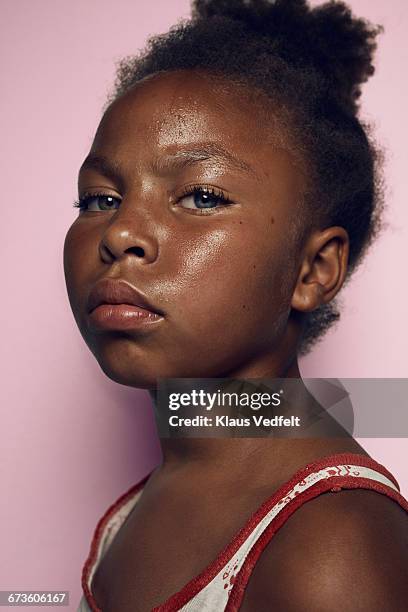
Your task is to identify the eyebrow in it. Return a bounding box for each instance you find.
[152,143,258,178]
[78,155,124,184]
[78,143,258,183]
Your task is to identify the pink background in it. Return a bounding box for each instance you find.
[1,0,407,608]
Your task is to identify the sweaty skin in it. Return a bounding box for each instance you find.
[63,70,408,611]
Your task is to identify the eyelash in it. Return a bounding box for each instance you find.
[72,192,119,212]
[72,186,232,213]
[177,185,232,211]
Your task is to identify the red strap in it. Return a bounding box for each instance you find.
[226,474,408,611]
[81,475,150,612]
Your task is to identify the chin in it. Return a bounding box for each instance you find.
[97,357,159,390]
[86,336,162,390]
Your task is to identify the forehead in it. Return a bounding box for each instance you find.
[92,70,292,170]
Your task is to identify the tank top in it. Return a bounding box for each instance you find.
[77,453,408,611]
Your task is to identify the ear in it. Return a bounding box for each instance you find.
[291,227,349,312]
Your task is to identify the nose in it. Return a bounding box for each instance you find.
[98,204,159,265]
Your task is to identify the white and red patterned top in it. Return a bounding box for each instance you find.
[77,453,408,611]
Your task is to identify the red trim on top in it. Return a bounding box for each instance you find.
[81,474,151,612]
[81,453,404,612]
[226,475,408,612]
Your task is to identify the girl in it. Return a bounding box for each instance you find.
[64,0,408,610]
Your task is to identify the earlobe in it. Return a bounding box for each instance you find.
[291,227,349,313]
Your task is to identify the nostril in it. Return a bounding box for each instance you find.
[126,246,145,257]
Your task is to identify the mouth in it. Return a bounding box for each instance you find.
[86,278,164,332]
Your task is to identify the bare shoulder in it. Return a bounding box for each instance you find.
[239,488,408,612]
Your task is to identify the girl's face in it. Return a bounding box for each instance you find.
[63,70,307,388]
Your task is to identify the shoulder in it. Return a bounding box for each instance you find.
[239,488,408,612]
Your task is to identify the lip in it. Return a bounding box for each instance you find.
[86,278,164,332]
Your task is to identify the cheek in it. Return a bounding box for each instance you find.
[63,220,100,324]
[169,223,294,349]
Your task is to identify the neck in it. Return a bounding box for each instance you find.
[149,356,320,470]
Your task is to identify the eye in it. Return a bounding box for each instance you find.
[73,193,121,212]
[177,186,232,211]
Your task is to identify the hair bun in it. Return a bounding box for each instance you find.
[192,0,382,114]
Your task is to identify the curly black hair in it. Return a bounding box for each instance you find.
[105,0,384,355]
